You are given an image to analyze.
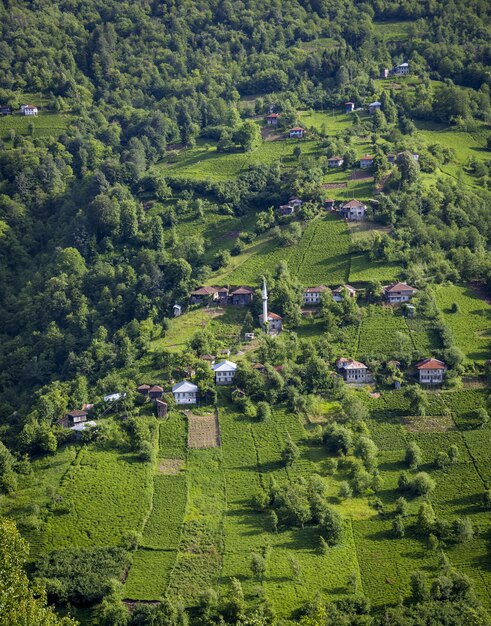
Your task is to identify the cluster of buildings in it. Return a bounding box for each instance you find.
[335,356,447,386]
[301,282,417,306]
[0,104,39,116]
[277,196,303,216]
[189,285,254,306]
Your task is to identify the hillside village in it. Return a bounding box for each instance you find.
[0,2,490,626]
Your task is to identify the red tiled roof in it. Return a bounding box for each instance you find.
[67,409,87,417]
[332,284,356,293]
[342,200,365,208]
[328,156,343,161]
[149,385,163,392]
[415,358,447,370]
[385,282,417,293]
[304,286,328,293]
[191,286,218,296]
[267,113,280,118]
[361,155,374,160]
[137,384,151,390]
[259,312,282,320]
[252,363,265,369]
[231,287,254,295]
[290,127,305,131]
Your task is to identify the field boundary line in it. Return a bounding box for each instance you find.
[216,408,229,600]
[165,418,190,598]
[403,317,417,350]
[348,517,365,596]
[293,217,321,279]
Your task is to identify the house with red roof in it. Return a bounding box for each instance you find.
[415,358,447,385]
[190,286,219,304]
[384,282,418,304]
[303,286,329,305]
[289,127,305,138]
[266,113,280,125]
[332,285,357,302]
[258,311,283,333]
[328,156,344,168]
[359,155,374,169]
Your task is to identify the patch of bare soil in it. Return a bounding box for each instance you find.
[403,414,455,433]
[349,170,374,181]
[321,182,347,189]
[261,126,284,141]
[187,412,221,448]
[158,459,184,475]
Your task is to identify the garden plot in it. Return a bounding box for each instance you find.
[187,411,221,448]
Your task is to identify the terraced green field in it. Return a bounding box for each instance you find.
[0,112,72,140]
[213,214,350,287]
[435,284,491,363]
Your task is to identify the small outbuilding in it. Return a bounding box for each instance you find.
[173,304,182,317]
[345,102,355,113]
[332,284,357,302]
[266,113,280,125]
[289,127,305,138]
[368,101,381,114]
[148,385,164,400]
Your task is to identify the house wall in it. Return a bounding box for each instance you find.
[215,371,235,385]
[419,369,444,384]
[304,293,321,304]
[345,369,368,382]
[174,392,197,404]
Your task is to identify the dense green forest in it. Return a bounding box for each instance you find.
[0,0,490,624]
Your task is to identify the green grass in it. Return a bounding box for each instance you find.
[372,20,415,41]
[349,253,403,284]
[0,112,71,141]
[43,445,154,550]
[151,309,214,353]
[434,284,491,363]
[124,550,177,601]
[160,137,321,182]
[298,109,352,135]
[214,214,350,287]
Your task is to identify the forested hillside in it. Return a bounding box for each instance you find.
[0,0,490,624]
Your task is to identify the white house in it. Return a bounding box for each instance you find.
[172,381,198,404]
[21,104,38,116]
[332,285,356,302]
[337,358,370,383]
[393,62,409,76]
[258,312,283,333]
[368,101,381,114]
[359,155,374,169]
[415,358,447,385]
[212,360,237,385]
[103,392,126,402]
[289,127,305,138]
[345,102,355,113]
[340,199,366,220]
[384,282,418,303]
[266,113,280,125]
[328,156,344,168]
[173,304,182,317]
[303,286,329,305]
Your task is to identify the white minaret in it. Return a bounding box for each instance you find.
[262,277,268,327]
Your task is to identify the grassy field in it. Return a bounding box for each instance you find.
[372,20,415,41]
[0,111,72,140]
[434,284,491,363]
[212,214,350,287]
[349,253,403,284]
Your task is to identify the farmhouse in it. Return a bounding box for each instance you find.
[200,354,216,365]
[393,62,409,75]
[65,409,88,427]
[380,68,390,78]
[359,155,374,169]
[388,152,419,164]
[337,358,370,383]
[368,101,381,114]
[303,286,329,305]
[21,104,38,115]
[172,381,198,404]
[340,199,367,220]
[212,360,238,385]
[332,284,356,302]
[137,384,151,395]
[345,102,355,113]
[289,196,303,208]
[148,385,164,400]
[384,282,418,303]
[0,106,11,115]
[258,312,283,333]
[190,286,219,304]
[328,156,344,168]
[266,113,280,125]
[324,199,335,210]
[277,204,295,216]
[230,286,254,306]
[173,304,182,317]
[104,392,126,402]
[289,127,305,138]
[415,358,447,385]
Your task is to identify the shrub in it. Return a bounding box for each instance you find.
[411,472,436,496]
